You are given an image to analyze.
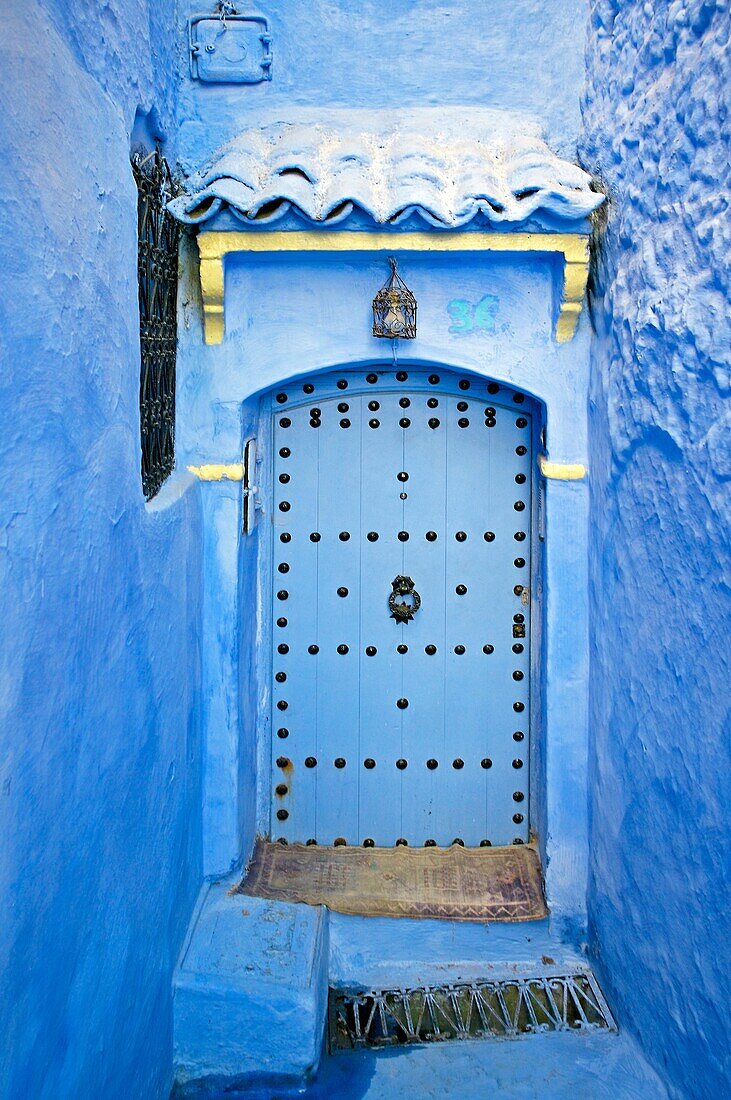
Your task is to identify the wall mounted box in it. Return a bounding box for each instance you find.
[189,13,272,83]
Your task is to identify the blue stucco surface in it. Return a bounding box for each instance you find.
[328,912,582,989]
[581,2,731,1096]
[174,884,328,1088]
[0,3,203,1097]
[176,0,589,167]
[196,1030,668,1100]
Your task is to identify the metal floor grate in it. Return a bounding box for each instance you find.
[329,971,616,1051]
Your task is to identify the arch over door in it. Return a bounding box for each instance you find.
[268,368,535,848]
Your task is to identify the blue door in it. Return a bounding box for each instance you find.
[269,369,534,848]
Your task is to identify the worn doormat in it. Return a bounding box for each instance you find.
[236,839,547,922]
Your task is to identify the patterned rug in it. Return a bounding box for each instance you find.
[237,839,547,922]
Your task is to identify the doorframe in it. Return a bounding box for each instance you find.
[250,363,547,849]
[196,230,590,347]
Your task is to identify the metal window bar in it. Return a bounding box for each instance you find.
[132,148,179,500]
[329,972,616,1051]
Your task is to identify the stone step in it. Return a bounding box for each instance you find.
[328,910,584,989]
[174,884,611,1094]
[173,877,328,1093]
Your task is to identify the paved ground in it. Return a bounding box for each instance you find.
[198,1029,668,1099]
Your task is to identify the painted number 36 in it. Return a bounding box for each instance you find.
[447,294,500,335]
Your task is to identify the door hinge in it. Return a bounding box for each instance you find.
[242,436,260,535]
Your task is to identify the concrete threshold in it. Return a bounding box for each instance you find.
[171,876,667,1099]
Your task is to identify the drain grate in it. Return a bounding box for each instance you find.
[329,971,616,1051]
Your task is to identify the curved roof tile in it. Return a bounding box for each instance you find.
[169,110,603,228]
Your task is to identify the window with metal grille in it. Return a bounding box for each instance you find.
[132,148,179,500]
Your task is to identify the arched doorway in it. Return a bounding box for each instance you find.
[263,366,539,848]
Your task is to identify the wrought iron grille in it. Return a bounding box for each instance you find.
[132,149,179,500]
[329,971,616,1051]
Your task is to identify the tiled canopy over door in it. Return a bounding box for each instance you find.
[168,110,603,347]
[270,370,534,848]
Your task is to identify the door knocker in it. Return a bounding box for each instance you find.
[389,575,421,623]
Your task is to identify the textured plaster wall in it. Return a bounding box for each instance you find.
[581,2,731,1095]
[177,0,589,167]
[0,3,203,1098]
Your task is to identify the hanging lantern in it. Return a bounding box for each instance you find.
[372,257,417,339]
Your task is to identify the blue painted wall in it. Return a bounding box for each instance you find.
[177,0,589,167]
[582,2,731,1095]
[0,3,203,1097]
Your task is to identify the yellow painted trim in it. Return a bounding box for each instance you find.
[188,462,244,482]
[538,455,587,481]
[196,230,590,346]
[197,230,590,262]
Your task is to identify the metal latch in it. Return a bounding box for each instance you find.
[242,437,259,535]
